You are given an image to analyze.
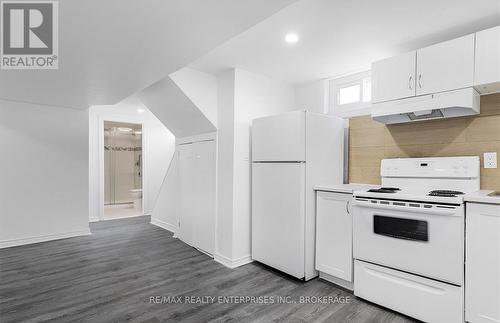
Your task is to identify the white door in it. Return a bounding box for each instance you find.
[252,162,305,278]
[475,26,500,91]
[251,111,306,162]
[315,191,352,282]
[416,34,474,96]
[193,140,216,255]
[178,144,194,246]
[372,51,416,103]
[466,203,500,323]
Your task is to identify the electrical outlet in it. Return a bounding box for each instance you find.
[484,152,497,169]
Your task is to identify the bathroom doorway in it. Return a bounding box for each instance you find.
[103,121,143,220]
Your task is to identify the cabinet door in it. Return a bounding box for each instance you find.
[192,140,216,255]
[466,203,500,323]
[475,26,500,92]
[315,191,352,282]
[372,51,416,103]
[178,144,195,246]
[416,34,474,96]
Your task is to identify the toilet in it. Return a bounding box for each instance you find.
[128,188,142,211]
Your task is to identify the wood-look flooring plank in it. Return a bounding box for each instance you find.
[0,216,418,323]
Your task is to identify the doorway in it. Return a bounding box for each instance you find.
[103,121,143,220]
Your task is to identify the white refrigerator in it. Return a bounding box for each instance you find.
[251,110,345,280]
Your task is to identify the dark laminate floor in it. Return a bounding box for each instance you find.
[0,216,417,323]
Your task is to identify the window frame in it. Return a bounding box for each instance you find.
[329,70,372,118]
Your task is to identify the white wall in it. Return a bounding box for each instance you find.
[0,100,90,248]
[89,96,175,221]
[214,68,297,266]
[232,69,296,261]
[150,151,179,232]
[169,67,218,127]
[216,70,236,261]
[295,80,328,114]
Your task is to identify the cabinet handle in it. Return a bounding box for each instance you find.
[418,74,423,88]
[346,200,351,215]
[408,76,413,90]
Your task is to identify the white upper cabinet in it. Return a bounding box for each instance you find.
[372,33,476,103]
[372,51,416,103]
[474,25,500,94]
[416,34,475,96]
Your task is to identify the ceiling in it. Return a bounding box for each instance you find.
[0,0,297,109]
[190,0,500,85]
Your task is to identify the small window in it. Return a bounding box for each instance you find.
[338,84,361,105]
[328,70,371,118]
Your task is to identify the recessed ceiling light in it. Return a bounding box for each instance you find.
[137,108,145,113]
[285,33,299,44]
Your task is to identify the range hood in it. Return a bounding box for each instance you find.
[372,88,480,124]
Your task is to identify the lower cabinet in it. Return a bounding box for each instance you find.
[466,202,500,323]
[315,191,353,288]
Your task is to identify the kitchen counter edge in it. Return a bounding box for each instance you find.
[464,190,500,205]
[314,183,379,194]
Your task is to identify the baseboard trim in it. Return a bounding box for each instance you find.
[150,217,177,234]
[89,216,100,223]
[214,253,253,269]
[0,229,91,249]
[319,272,354,291]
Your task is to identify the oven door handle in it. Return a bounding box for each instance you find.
[353,200,459,216]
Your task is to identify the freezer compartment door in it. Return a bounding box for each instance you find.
[252,162,305,278]
[252,111,306,162]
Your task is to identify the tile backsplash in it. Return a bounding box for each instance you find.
[349,93,500,191]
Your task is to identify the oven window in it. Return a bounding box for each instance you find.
[373,215,428,242]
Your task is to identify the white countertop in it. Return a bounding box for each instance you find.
[464,190,500,205]
[314,183,379,194]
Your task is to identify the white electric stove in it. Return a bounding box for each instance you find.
[352,156,480,323]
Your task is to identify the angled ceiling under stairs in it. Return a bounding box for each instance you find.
[138,75,216,138]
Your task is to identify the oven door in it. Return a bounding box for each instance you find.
[352,198,464,285]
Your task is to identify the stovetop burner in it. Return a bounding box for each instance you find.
[367,187,401,194]
[428,190,465,197]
